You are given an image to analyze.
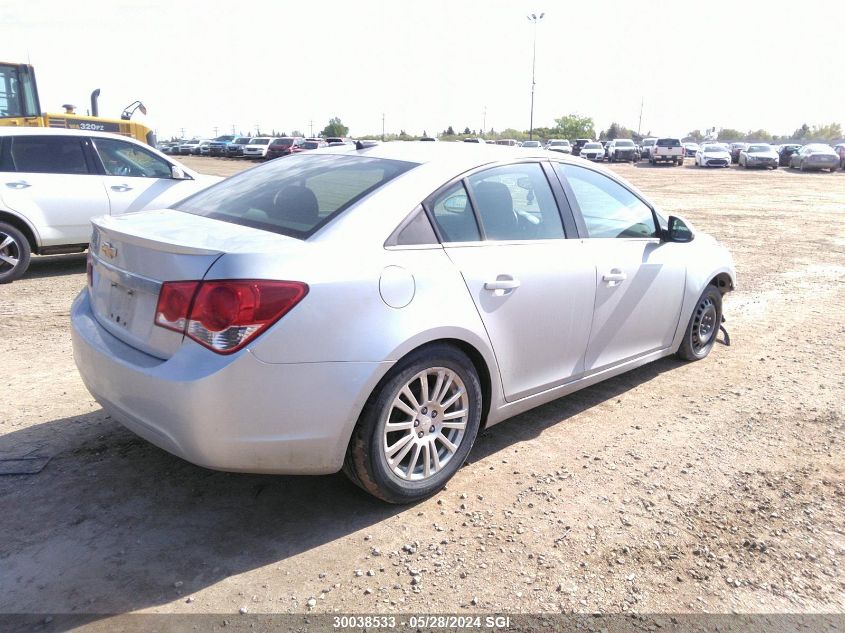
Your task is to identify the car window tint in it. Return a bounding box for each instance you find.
[176,154,416,240]
[10,136,88,174]
[94,138,171,178]
[556,164,657,239]
[467,163,564,241]
[428,181,481,243]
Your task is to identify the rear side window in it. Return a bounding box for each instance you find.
[466,163,565,241]
[176,154,417,239]
[8,136,88,174]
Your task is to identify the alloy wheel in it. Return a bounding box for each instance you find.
[0,231,21,274]
[381,367,469,481]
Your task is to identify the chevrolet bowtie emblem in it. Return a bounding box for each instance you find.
[101,242,118,259]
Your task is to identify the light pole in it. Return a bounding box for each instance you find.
[527,12,544,141]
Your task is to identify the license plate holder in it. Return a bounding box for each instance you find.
[107,282,136,329]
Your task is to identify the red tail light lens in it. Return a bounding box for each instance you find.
[154,280,308,354]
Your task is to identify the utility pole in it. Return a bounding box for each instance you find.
[637,98,643,136]
[482,106,487,136]
[382,113,385,141]
[213,126,219,137]
[232,124,236,135]
[309,120,314,137]
[179,127,186,139]
[527,13,545,141]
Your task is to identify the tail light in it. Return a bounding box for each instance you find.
[154,280,308,354]
[86,252,93,288]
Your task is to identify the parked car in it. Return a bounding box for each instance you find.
[650,138,684,165]
[71,143,735,502]
[738,144,778,169]
[683,142,700,158]
[729,143,749,164]
[196,140,213,156]
[495,139,520,147]
[545,139,571,154]
[520,140,541,148]
[266,137,305,159]
[571,139,591,157]
[242,137,276,159]
[299,140,328,151]
[606,139,638,162]
[832,143,845,169]
[208,136,235,157]
[0,128,220,282]
[777,144,802,167]
[463,138,487,144]
[580,142,605,161]
[788,144,840,172]
[640,137,658,160]
[226,136,253,157]
[177,139,201,155]
[694,143,731,167]
[419,137,438,142]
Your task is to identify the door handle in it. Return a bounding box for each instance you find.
[484,276,521,291]
[5,181,31,189]
[110,184,133,192]
[602,269,627,283]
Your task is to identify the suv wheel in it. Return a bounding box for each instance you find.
[0,222,31,284]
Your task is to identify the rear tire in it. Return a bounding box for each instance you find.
[677,286,723,361]
[343,344,483,504]
[0,222,31,284]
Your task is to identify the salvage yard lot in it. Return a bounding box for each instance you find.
[1,157,843,617]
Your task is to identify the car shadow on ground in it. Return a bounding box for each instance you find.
[0,355,684,620]
[22,253,86,280]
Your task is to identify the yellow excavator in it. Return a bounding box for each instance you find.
[0,61,155,146]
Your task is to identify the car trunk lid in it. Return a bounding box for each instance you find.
[88,209,301,359]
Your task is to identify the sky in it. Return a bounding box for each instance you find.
[2,0,844,140]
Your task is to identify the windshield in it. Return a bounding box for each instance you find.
[705,145,728,152]
[302,141,322,149]
[271,138,295,147]
[176,155,417,240]
[642,139,656,146]
[248,138,270,145]
[584,143,602,149]
[615,140,634,147]
[549,140,569,146]
[233,137,251,144]
[748,144,771,152]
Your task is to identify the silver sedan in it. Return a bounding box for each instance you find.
[71,143,736,503]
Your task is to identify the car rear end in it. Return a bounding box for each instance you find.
[802,146,839,170]
[652,138,683,164]
[266,138,296,159]
[71,153,420,475]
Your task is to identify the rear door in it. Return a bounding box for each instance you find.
[0,134,109,246]
[430,162,596,401]
[554,162,686,372]
[90,137,201,214]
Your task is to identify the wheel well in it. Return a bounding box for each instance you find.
[709,273,734,294]
[0,212,38,253]
[395,338,493,429]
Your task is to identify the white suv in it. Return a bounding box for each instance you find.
[0,128,220,282]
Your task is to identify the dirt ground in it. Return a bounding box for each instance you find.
[1,155,843,622]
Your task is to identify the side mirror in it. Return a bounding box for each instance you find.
[665,215,694,243]
[171,165,190,180]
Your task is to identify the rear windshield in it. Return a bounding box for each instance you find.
[657,138,681,147]
[175,154,417,239]
[302,141,322,149]
[642,139,656,146]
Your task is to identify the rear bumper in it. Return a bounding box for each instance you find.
[71,290,390,475]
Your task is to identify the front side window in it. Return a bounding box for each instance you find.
[556,164,657,239]
[94,138,172,178]
[428,181,480,243]
[176,154,416,239]
[466,163,564,241]
[9,136,88,174]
